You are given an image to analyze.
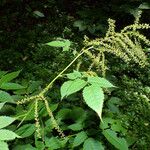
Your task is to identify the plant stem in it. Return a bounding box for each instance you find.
[41,47,93,95]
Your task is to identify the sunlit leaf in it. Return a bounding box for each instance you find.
[66,70,82,80]
[0,141,9,150]
[88,76,115,88]
[0,83,25,90]
[0,91,14,103]
[0,71,21,86]
[0,116,15,129]
[61,79,87,99]
[0,129,20,140]
[83,84,104,119]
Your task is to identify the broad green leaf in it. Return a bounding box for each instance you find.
[0,141,9,150]
[66,70,82,80]
[0,102,5,110]
[0,129,20,140]
[45,137,62,149]
[0,71,20,86]
[0,83,25,90]
[68,122,83,131]
[88,76,115,88]
[0,71,7,78]
[102,129,128,150]
[100,118,126,134]
[0,116,15,129]
[46,41,66,47]
[83,138,104,150]
[83,84,104,119]
[59,137,69,148]
[0,91,14,103]
[15,124,35,138]
[72,131,88,148]
[46,40,71,51]
[100,118,115,129]
[61,79,87,99]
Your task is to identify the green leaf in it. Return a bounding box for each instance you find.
[62,40,71,51]
[12,144,37,150]
[35,141,45,150]
[0,129,20,140]
[107,97,121,113]
[27,81,42,94]
[0,102,5,110]
[46,40,71,52]
[68,123,83,131]
[0,91,14,103]
[83,84,104,119]
[0,141,9,150]
[56,108,71,120]
[100,118,127,134]
[0,71,20,86]
[72,131,88,148]
[46,40,68,47]
[61,79,87,99]
[88,76,115,88]
[15,124,35,138]
[102,129,128,150]
[33,10,45,17]
[45,137,62,149]
[0,83,25,90]
[0,71,7,78]
[0,116,15,129]
[47,41,65,47]
[83,138,104,150]
[66,70,82,80]
[70,107,87,122]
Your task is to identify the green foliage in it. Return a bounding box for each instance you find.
[83,138,104,150]
[46,39,71,52]
[61,78,87,99]
[102,129,128,150]
[0,141,9,150]
[0,1,150,149]
[15,124,35,138]
[0,91,14,103]
[72,131,88,148]
[83,84,104,119]
[0,116,15,129]
[0,103,19,150]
